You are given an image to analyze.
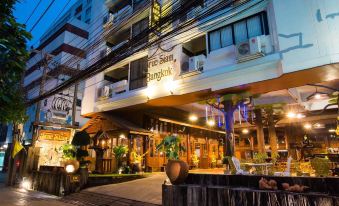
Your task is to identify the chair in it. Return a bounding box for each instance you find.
[274,156,292,176]
[232,156,249,175]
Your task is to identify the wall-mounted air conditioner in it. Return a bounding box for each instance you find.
[110,80,127,94]
[236,36,265,63]
[188,54,206,72]
[98,85,110,100]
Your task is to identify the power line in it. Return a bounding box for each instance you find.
[51,0,72,25]
[27,0,254,104]
[29,0,57,32]
[24,0,43,25]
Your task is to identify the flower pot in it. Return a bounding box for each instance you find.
[165,160,189,185]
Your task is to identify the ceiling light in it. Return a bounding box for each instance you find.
[189,114,198,122]
[207,119,215,127]
[242,129,249,134]
[304,123,312,130]
[314,93,321,99]
[119,134,126,139]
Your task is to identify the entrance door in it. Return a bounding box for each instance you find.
[200,143,209,169]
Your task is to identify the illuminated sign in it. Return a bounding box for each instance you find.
[150,0,161,35]
[147,53,174,82]
[38,130,71,141]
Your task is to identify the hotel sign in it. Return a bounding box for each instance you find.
[150,0,161,35]
[147,53,174,82]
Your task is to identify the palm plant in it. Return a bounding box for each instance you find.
[113,145,128,169]
[156,135,185,160]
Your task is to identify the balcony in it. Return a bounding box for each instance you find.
[104,0,150,34]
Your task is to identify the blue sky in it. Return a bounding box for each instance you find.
[14,0,77,48]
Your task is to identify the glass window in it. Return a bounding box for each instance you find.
[129,56,148,90]
[208,12,269,52]
[247,15,262,38]
[75,4,82,16]
[209,30,221,51]
[220,26,233,47]
[234,20,247,44]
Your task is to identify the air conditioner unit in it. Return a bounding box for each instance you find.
[236,36,264,63]
[98,86,110,99]
[188,54,206,71]
[110,80,127,94]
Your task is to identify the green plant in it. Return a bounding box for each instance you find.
[253,152,269,163]
[131,150,148,164]
[113,145,128,169]
[0,0,32,123]
[59,144,76,160]
[310,157,331,177]
[156,135,185,160]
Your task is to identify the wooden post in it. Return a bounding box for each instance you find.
[266,108,278,155]
[254,108,265,153]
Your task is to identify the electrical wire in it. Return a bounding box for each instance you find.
[24,0,43,25]
[29,0,57,32]
[27,0,256,104]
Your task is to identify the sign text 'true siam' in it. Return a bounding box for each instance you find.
[147,53,174,82]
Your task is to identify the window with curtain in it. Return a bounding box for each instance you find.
[208,12,268,52]
[129,56,148,90]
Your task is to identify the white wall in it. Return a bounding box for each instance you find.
[273,0,339,73]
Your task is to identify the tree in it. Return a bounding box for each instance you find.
[0,0,31,123]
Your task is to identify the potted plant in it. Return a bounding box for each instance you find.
[156,135,187,185]
[71,131,91,187]
[310,157,331,177]
[113,145,128,173]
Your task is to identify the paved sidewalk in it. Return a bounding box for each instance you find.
[85,172,165,205]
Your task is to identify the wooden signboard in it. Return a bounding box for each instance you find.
[38,130,71,142]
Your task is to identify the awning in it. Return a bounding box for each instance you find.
[80,113,152,135]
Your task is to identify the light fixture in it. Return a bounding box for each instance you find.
[165,80,178,94]
[189,114,198,122]
[304,123,312,130]
[207,119,215,127]
[286,111,296,118]
[65,164,75,173]
[119,134,126,139]
[21,178,31,190]
[145,85,156,99]
[3,144,8,149]
[242,128,249,134]
[296,113,305,119]
[329,128,336,133]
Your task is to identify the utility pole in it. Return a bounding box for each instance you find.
[32,50,51,147]
[72,64,80,126]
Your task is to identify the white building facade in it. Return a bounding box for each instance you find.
[81,0,339,116]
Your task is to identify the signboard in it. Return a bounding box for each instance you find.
[150,0,161,35]
[38,130,71,142]
[147,53,174,82]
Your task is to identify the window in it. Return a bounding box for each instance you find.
[132,17,149,44]
[129,57,148,90]
[208,12,269,52]
[85,19,90,24]
[132,17,149,37]
[75,4,82,16]
[76,15,81,21]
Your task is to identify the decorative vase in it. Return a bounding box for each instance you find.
[165,160,189,185]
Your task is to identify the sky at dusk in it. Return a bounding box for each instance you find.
[14,0,77,48]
